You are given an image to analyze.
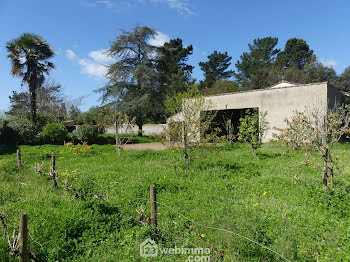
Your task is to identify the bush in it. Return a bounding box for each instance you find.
[76,125,99,144]
[6,119,38,145]
[41,123,68,145]
[0,123,13,145]
[67,133,81,144]
[96,134,116,145]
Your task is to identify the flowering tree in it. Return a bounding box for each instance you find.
[275,104,350,190]
[162,87,217,171]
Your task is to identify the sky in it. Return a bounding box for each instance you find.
[1,0,350,112]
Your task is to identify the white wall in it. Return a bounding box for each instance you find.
[105,124,167,136]
[204,82,332,141]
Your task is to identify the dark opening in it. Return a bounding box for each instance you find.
[207,108,257,140]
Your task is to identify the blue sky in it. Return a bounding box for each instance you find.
[1,0,349,112]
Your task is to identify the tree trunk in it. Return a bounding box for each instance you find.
[115,120,120,157]
[252,146,257,156]
[322,152,328,191]
[138,125,143,136]
[322,118,328,191]
[29,88,37,124]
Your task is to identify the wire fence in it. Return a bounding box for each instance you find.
[0,150,293,262]
[113,186,292,262]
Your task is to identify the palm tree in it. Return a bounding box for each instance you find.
[6,33,55,124]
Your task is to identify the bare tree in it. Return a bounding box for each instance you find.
[162,87,217,171]
[275,104,350,190]
[114,113,135,157]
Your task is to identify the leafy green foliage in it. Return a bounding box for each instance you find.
[336,66,350,92]
[7,81,66,124]
[0,122,15,145]
[6,33,55,124]
[234,37,332,90]
[97,25,158,134]
[7,118,38,145]
[238,109,269,155]
[275,38,313,69]
[199,51,234,89]
[201,80,240,96]
[157,38,194,94]
[76,125,99,144]
[41,123,68,145]
[235,37,280,89]
[268,55,337,85]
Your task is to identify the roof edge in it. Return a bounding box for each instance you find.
[205,81,329,98]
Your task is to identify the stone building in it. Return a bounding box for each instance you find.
[199,81,345,142]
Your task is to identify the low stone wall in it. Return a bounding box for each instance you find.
[105,124,167,136]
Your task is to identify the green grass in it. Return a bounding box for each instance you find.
[1,142,350,261]
[96,134,159,145]
[119,134,159,144]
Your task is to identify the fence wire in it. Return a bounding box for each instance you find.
[111,186,291,262]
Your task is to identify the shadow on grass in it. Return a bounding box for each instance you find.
[0,145,17,155]
[257,152,282,160]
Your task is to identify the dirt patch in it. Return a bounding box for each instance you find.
[122,142,167,151]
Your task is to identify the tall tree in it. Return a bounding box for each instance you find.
[6,33,55,124]
[155,38,194,121]
[275,38,313,69]
[267,56,337,85]
[201,80,240,96]
[7,81,66,122]
[97,25,158,136]
[156,38,194,95]
[199,51,234,89]
[336,66,350,92]
[235,37,280,89]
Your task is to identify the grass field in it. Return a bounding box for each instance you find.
[0,142,350,261]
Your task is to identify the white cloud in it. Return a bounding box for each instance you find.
[80,0,120,12]
[96,0,115,8]
[65,49,111,79]
[150,0,195,16]
[78,58,108,78]
[80,0,114,8]
[80,0,195,16]
[88,49,115,64]
[320,58,337,67]
[66,49,77,59]
[149,31,170,47]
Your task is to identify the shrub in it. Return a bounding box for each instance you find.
[0,123,12,145]
[67,133,81,144]
[64,142,92,154]
[41,123,68,145]
[96,134,116,145]
[6,119,38,145]
[76,125,99,144]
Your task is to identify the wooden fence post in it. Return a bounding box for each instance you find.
[150,184,157,231]
[182,122,189,171]
[17,149,21,169]
[51,155,55,171]
[19,213,28,262]
[115,120,121,157]
[51,156,57,189]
